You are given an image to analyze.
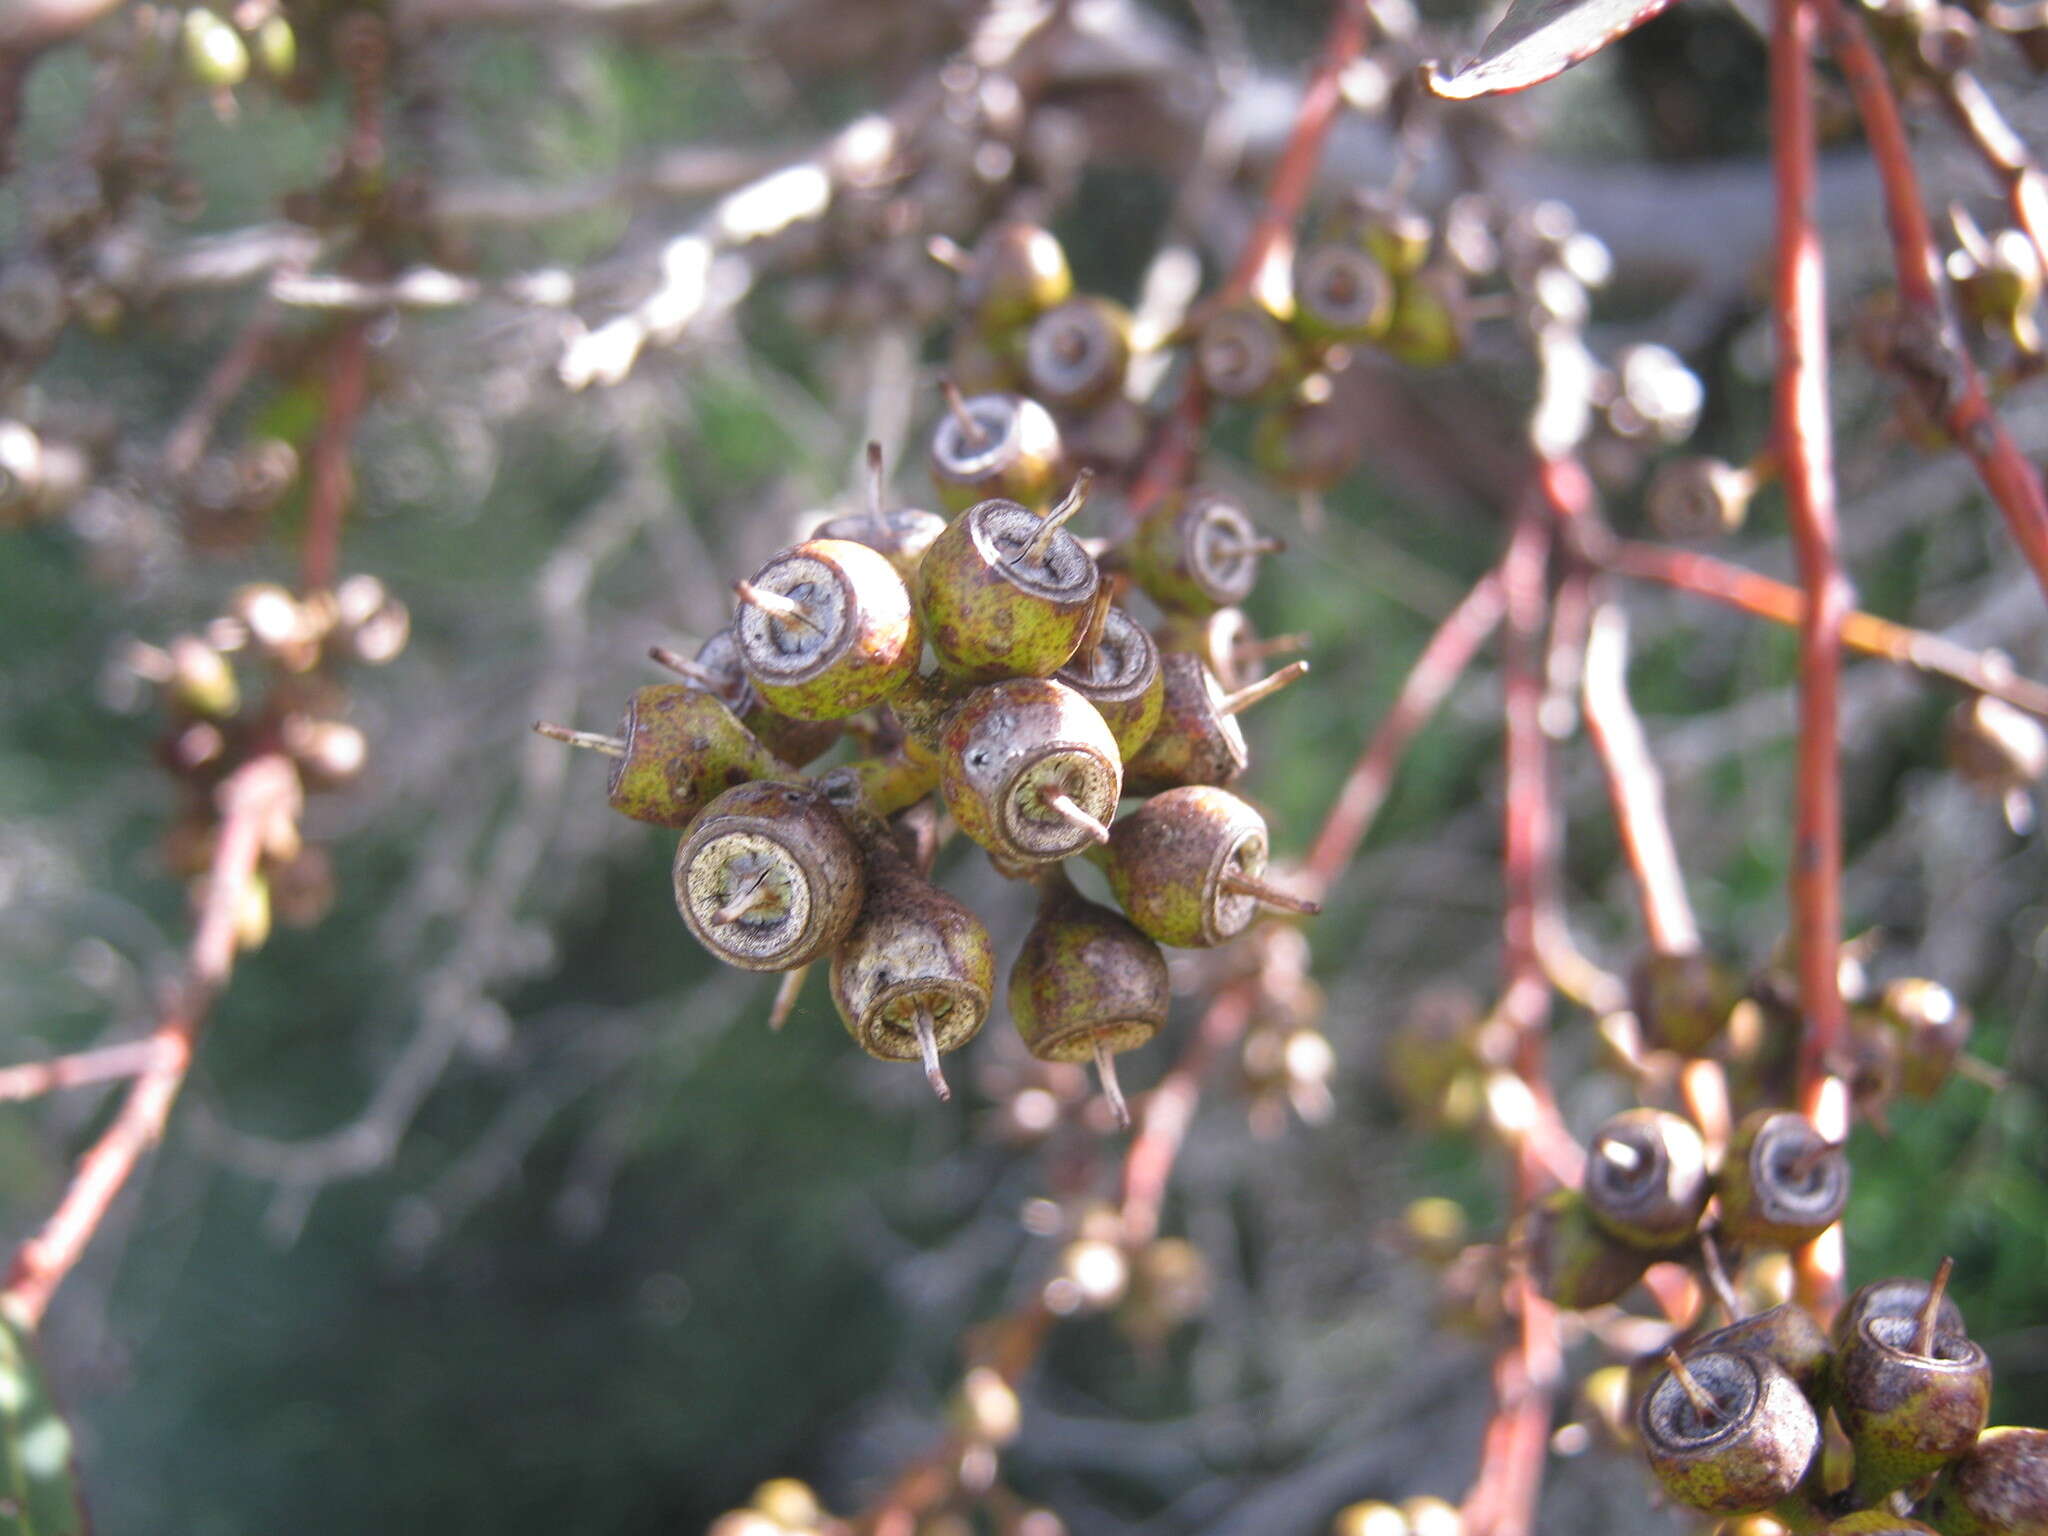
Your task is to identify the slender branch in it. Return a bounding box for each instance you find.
[1302,571,1505,899]
[1608,540,2048,719]
[0,1039,174,1104]
[1120,976,1257,1246]
[1815,0,2048,606]
[1582,604,1701,955]
[1771,0,1850,1320]
[1937,70,2048,278]
[300,321,371,593]
[1,755,300,1332]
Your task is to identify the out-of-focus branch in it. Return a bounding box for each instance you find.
[1,754,300,1332]
[1301,571,1504,901]
[1582,604,1701,956]
[1814,0,2048,607]
[0,1039,174,1104]
[1607,540,2048,719]
[1770,0,1850,1322]
[1937,70,2048,276]
[0,0,128,53]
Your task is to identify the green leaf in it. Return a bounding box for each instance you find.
[0,1312,85,1536]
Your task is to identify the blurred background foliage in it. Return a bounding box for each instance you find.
[1,1,2046,1533]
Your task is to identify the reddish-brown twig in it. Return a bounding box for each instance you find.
[1771,0,1850,1321]
[1608,540,2048,718]
[300,320,371,593]
[1126,0,1369,518]
[1815,0,2048,606]
[1,754,300,1331]
[1121,974,1258,1246]
[1301,570,1506,900]
[1582,603,1701,956]
[1463,492,1562,1536]
[0,1039,175,1104]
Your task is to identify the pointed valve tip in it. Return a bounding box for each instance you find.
[533,720,626,757]
[915,1005,951,1102]
[1094,1040,1130,1130]
[1217,660,1310,717]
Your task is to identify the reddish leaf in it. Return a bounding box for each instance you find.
[1424,0,1681,100]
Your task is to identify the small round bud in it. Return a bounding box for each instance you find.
[1104,785,1320,949]
[1646,455,1755,539]
[1527,1186,1649,1309]
[749,1479,822,1529]
[1009,878,1168,1125]
[1127,490,1279,617]
[940,222,1072,332]
[1639,1350,1821,1514]
[1056,603,1163,759]
[1290,242,1394,344]
[1924,1425,2048,1536]
[182,8,250,87]
[916,489,1100,680]
[939,678,1120,865]
[1878,977,1972,1098]
[830,848,995,1097]
[1197,302,1298,402]
[674,781,865,971]
[1024,296,1130,409]
[929,389,1063,515]
[1630,948,1738,1053]
[1716,1110,1850,1250]
[1330,1502,1405,1536]
[1582,1107,1710,1249]
[734,538,922,721]
[1947,694,2048,798]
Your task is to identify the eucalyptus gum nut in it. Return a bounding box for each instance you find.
[692,630,842,768]
[1639,1351,1821,1514]
[938,679,1120,865]
[1381,266,1472,369]
[1250,392,1361,492]
[735,538,921,721]
[1878,978,1972,1099]
[673,781,865,971]
[608,685,792,828]
[928,393,1063,515]
[1128,491,1269,616]
[947,323,1021,395]
[1924,1426,2048,1536]
[1691,1305,1835,1409]
[1104,785,1268,949]
[1646,455,1754,540]
[1123,654,1245,793]
[915,497,1098,680]
[1526,1187,1649,1309]
[1289,243,1395,345]
[1008,884,1168,1063]
[958,222,1072,331]
[1056,607,1163,759]
[1063,394,1150,476]
[1582,1107,1711,1249]
[1630,947,1738,1053]
[1156,607,1252,689]
[1024,296,1131,409]
[1717,1110,1850,1250]
[1195,301,1299,403]
[1838,1315,1992,1499]
[1836,1277,1966,1354]
[814,505,948,587]
[829,854,994,1063]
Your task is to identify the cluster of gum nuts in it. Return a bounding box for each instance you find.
[537,424,1319,1126]
[1638,1261,2045,1535]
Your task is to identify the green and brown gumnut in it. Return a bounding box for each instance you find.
[1124,653,1305,794]
[1836,1275,1966,1354]
[1580,1106,1710,1250]
[1009,874,1169,1125]
[1837,1308,1992,1500]
[542,683,793,829]
[1716,1109,1850,1250]
[1103,785,1317,949]
[915,492,1099,680]
[678,629,842,768]
[733,537,922,721]
[928,390,1064,515]
[1877,977,1973,1099]
[673,780,865,971]
[949,221,1072,333]
[1289,241,1394,346]
[1250,385,1361,491]
[1691,1304,1835,1409]
[938,677,1121,866]
[1528,1186,1649,1309]
[1126,490,1278,617]
[1056,603,1164,760]
[1023,296,1131,410]
[1819,1513,1942,1533]
[1639,1349,1821,1514]
[1630,947,1740,1054]
[815,445,948,586]
[829,838,995,1098]
[1924,1426,2048,1536]
[1195,300,1300,403]
[1380,266,1472,369]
